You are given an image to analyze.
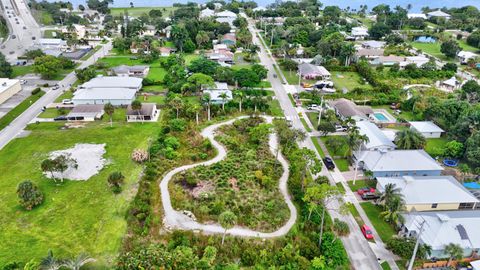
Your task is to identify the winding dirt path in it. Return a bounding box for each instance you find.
[159,115,297,238]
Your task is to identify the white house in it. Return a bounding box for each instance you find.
[0,78,21,105]
[402,56,430,68]
[409,121,444,138]
[351,27,369,40]
[111,65,150,78]
[67,104,104,121]
[203,82,232,104]
[439,77,461,92]
[159,47,173,57]
[35,38,68,51]
[141,25,156,37]
[298,63,331,80]
[355,121,396,151]
[401,211,480,258]
[407,13,427,19]
[376,175,479,212]
[427,10,451,20]
[200,8,215,19]
[458,51,478,64]
[361,40,386,49]
[215,10,237,27]
[126,103,159,122]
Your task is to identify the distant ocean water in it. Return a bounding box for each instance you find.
[57,0,480,12]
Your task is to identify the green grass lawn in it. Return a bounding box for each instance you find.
[54,91,74,103]
[287,93,296,107]
[335,158,350,172]
[458,39,480,53]
[38,108,64,118]
[43,29,58,38]
[280,67,300,85]
[306,112,319,128]
[0,120,160,266]
[381,261,393,270]
[146,66,167,82]
[408,42,454,62]
[142,85,166,93]
[360,202,397,242]
[136,94,165,105]
[12,66,35,78]
[98,56,167,82]
[425,137,449,157]
[300,116,312,132]
[311,137,326,158]
[110,6,176,18]
[331,71,371,92]
[184,53,200,65]
[347,179,376,192]
[0,91,45,131]
[268,99,283,117]
[320,136,348,157]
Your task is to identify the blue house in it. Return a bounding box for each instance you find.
[356,149,444,178]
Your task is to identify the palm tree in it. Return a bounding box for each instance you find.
[104,103,114,127]
[169,94,183,118]
[219,92,228,111]
[394,129,426,150]
[40,250,63,270]
[202,93,212,121]
[444,243,463,266]
[219,211,237,245]
[379,183,403,207]
[188,102,202,125]
[380,196,405,224]
[345,128,369,157]
[131,100,143,122]
[340,43,356,66]
[63,254,95,270]
[234,90,245,112]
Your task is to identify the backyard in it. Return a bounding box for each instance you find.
[331,71,372,92]
[0,119,160,266]
[424,137,449,157]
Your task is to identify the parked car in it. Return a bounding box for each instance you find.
[32,36,36,40]
[307,104,318,110]
[357,187,376,195]
[361,224,374,239]
[273,73,277,78]
[52,85,60,90]
[11,35,16,39]
[22,26,26,29]
[20,79,27,85]
[54,116,68,121]
[361,192,380,200]
[323,157,335,170]
[62,99,73,105]
[335,125,348,132]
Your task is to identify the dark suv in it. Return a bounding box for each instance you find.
[323,157,335,170]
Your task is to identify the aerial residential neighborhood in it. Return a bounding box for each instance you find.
[0,0,480,269]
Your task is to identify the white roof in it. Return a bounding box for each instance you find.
[352,27,369,36]
[253,6,267,11]
[200,8,215,18]
[73,87,137,101]
[362,40,385,49]
[471,260,480,270]
[427,10,451,17]
[405,56,429,63]
[216,17,235,26]
[356,121,396,150]
[442,76,459,87]
[358,149,444,172]
[203,89,232,101]
[409,121,444,133]
[0,78,19,95]
[458,51,478,58]
[38,38,66,45]
[403,211,480,251]
[377,175,479,205]
[216,10,237,18]
[81,76,142,89]
[407,13,427,19]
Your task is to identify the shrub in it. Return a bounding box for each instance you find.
[169,118,187,132]
[132,149,149,163]
[108,171,125,194]
[332,218,350,236]
[17,181,44,210]
[164,136,180,150]
[31,88,41,95]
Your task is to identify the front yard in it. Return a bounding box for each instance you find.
[360,202,397,242]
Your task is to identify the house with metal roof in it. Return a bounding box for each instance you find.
[427,10,451,20]
[126,103,159,122]
[351,27,369,40]
[458,51,478,64]
[356,121,396,151]
[376,175,479,212]
[327,98,373,121]
[409,121,444,138]
[401,211,480,258]
[361,41,386,49]
[111,65,150,78]
[354,149,444,177]
[203,82,232,104]
[200,8,215,19]
[298,63,331,80]
[67,104,105,121]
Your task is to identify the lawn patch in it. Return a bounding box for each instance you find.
[331,71,371,92]
[347,179,376,192]
[0,91,45,130]
[311,137,326,158]
[425,137,449,157]
[360,202,397,242]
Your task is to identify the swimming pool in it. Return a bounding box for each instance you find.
[415,36,437,43]
[373,112,389,122]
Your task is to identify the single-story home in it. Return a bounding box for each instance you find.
[327,98,373,122]
[409,121,444,138]
[351,27,369,40]
[402,56,430,68]
[458,51,478,65]
[141,25,157,37]
[298,63,331,80]
[35,38,68,51]
[361,41,386,49]
[126,103,159,122]
[377,175,479,212]
[356,121,396,151]
[370,55,405,66]
[401,211,480,258]
[67,104,105,121]
[355,149,444,177]
[427,10,451,20]
[73,76,143,106]
[355,48,385,61]
[439,76,461,92]
[407,13,427,19]
[203,82,232,104]
[159,47,173,57]
[111,65,150,78]
[200,8,215,19]
[0,78,21,105]
[130,41,150,54]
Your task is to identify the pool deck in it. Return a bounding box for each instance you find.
[371,109,397,123]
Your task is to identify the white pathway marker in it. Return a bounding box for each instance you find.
[159,115,297,238]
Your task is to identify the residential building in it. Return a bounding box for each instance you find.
[0,79,21,105]
[458,51,478,64]
[141,25,156,37]
[35,38,68,51]
[376,175,479,212]
[253,6,267,12]
[355,48,385,61]
[111,65,150,78]
[159,47,173,57]
[130,41,150,54]
[200,8,215,19]
[327,98,373,121]
[407,13,427,19]
[216,10,237,27]
[126,103,159,122]
[402,56,430,68]
[72,76,143,106]
[67,104,105,121]
[355,121,396,151]
[203,82,232,104]
[370,55,405,66]
[427,10,452,20]
[351,27,369,40]
[409,121,444,138]
[221,33,236,46]
[439,76,461,92]
[61,24,87,39]
[298,63,331,80]
[401,211,480,258]
[355,149,444,177]
[361,41,386,49]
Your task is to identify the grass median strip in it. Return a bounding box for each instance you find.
[0,91,45,131]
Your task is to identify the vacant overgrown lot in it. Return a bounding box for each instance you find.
[0,119,159,266]
[170,118,290,231]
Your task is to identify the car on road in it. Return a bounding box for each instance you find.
[52,85,60,90]
[335,125,348,132]
[273,73,277,78]
[32,36,36,40]
[323,157,335,170]
[23,26,26,29]
[62,99,73,105]
[361,192,380,200]
[54,116,68,121]
[357,187,376,195]
[11,35,16,39]
[9,51,14,54]
[361,224,374,239]
[20,80,27,85]
[16,21,19,24]
[0,45,5,49]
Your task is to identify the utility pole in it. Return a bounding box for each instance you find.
[407,220,426,270]
[317,95,324,126]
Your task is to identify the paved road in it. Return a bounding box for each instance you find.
[0,41,112,150]
[0,0,41,62]
[245,14,388,270]
[160,115,297,237]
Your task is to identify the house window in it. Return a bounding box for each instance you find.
[459,203,475,210]
[431,203,438,209]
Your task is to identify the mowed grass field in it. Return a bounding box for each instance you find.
[0,117,160,266]
[110,6,177,18]
[97,56,167,82]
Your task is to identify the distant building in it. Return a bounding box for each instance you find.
[35,38,68,52]
[141,25,157,37]
[409,121,444,138]
[407,13,427,19]
[221,33,236,46]
[126,103,159,122]
[458,51,478,64]
[297,63,331,80]
[130,41,150,54]
[203,82,232,104]
[0,78,21,105]
[159,47,173,57]
[111,65,150,78]
[370,55,405,66]
[351,27,369,40]
[327,98,373,122]
[67,104,105,121]
[200,8,215,19]
[401,56,430,68]
[439,76,461,92]
[427,10,451,20]
[377,175,479,212]
[361,40,386,49]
